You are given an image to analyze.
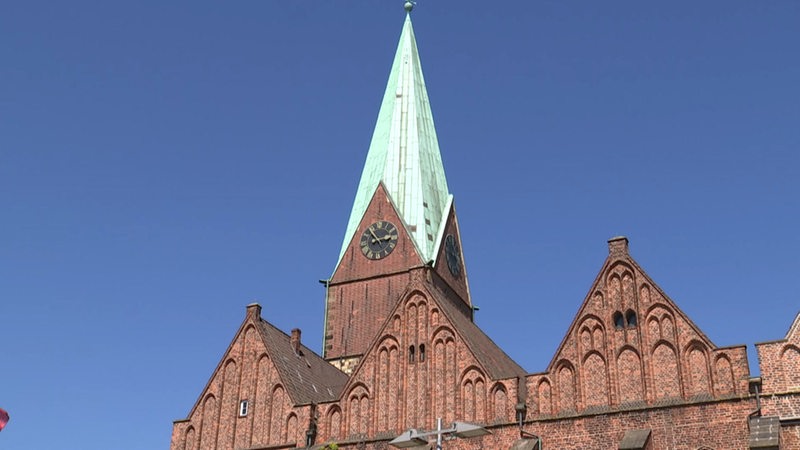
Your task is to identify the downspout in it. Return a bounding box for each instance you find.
[749,377,762,418]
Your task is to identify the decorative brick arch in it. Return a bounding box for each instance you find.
[645,303,676,343]
[577,314,606,354]
[639,283,651,305]
[606,263,636,310]
[376,335,400,432]
[713,354,735,396]
[199,394,218,450]
[269,385,287,444]
[325,406,342,440]
[183,425,196,450]
[651,340,682,400]
[252,354,272,445]
[392,313,402,333]
[537,378,552,415]
[489,382,508,423]
[592,290,605,309]
[403,290,429,310]
[780,344,800,388]
[404,294,429,426]
[581,350,609,408]
[404,292,429,346]
[431,326,457,423]
[346,384,370,438]
[285,413,298,446]
[218,359,239,450]
[430,307,440,328]
[555,360,577,413]
[621,271,636,309]
[460,366,486,422]
[607,261,635,278]
[616,345,644,404]
[608,273,622,309]
[683,340,711,397]
[431,325,455,343]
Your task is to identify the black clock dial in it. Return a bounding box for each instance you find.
[360,221,399,260]
[445,234,462,277]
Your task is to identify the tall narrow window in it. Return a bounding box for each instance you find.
[239,400,249,417]
[419,344,426,362]
[409,345,416,363]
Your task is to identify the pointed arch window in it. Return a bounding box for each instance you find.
[419,344,426,362]
[409,345,416,364]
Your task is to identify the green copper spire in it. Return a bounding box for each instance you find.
[337,13,451,267]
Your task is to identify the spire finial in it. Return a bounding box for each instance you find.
[404,1,414,13]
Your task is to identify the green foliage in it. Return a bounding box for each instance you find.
[323,443,339,450]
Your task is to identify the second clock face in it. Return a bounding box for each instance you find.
[360,221,399,260]
[445,234,462,277]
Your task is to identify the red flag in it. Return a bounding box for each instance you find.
[0,407,9,431]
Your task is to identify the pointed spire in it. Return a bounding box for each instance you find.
[337,13,451,267]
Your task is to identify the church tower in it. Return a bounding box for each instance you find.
[323,9,472,372]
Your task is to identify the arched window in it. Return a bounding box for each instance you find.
[613,311,625,330]
[625,310,637,327]
[409,345,415,363]
[419,344,426,362]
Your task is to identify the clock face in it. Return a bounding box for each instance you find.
[445,234,462,277]
[360,221,399,260]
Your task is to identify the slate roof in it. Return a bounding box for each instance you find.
[431,286,527,380]
[257,319,348,405]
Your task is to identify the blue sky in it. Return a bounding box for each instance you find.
[2,1,798,449]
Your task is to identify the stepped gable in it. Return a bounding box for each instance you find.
[257,319,348,405]
[532,237,749,414]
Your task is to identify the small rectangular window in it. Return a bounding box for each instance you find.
[239,400,249,417]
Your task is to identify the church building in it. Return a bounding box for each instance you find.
[170,5,800,449]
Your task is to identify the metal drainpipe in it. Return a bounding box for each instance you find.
[436,417,443,450]
[749,383,762,417]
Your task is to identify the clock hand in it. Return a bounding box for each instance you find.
[368,228,380,243]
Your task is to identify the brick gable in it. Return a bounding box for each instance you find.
[171,304,347,450]
[537,237,750,415]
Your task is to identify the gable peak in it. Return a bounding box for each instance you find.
[608,235,630,258]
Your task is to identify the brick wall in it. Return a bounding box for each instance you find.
[171,308,312,450]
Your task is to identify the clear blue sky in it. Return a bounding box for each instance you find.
[2,1,798,449]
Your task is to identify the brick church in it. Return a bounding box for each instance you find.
[170,6,800,450]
